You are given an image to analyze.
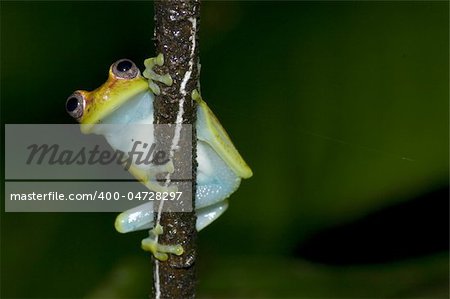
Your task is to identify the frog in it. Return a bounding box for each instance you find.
[66,55,252,261]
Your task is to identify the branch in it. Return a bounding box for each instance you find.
[152,0,200,298]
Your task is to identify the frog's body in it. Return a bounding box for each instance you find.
[66,56,252,260]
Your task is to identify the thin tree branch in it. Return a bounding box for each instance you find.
[152,0,200,298]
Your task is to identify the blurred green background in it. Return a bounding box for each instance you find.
[1,1,448,298]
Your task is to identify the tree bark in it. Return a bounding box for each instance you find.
[152,0,200,298]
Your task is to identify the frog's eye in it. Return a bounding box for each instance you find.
[66,92,85,120]
[112,59,139,79]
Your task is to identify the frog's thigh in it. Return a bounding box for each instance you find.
[196,200,229,231]
[193,90,252,179]
[115,202,154,233]
[196,141,241,209]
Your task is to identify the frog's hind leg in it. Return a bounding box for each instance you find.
[114,160,177,233]
[192,89,253,179]
[116,202,184,261]
[196,200,229,231]
[143,54,173,95]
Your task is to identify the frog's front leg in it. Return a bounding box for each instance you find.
[117,54,182,261]
[143,54,173,95]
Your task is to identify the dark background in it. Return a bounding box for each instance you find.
[1,1,448,298]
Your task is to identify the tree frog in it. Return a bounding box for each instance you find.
[66,55,252,260]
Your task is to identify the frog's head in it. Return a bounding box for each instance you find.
[66,59,149,133]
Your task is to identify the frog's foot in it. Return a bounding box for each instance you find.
[142,160,178,193]
[150,159,175,174]
[143,54,173,95]
[143,160,178,192]
[127,161,177,192]
[141,224,184,261]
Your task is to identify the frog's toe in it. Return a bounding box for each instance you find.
[143,54,173,95]
[141,224,184,261]
[163,159,175,174]
[191,89,202,103]
[148,81,161,95]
